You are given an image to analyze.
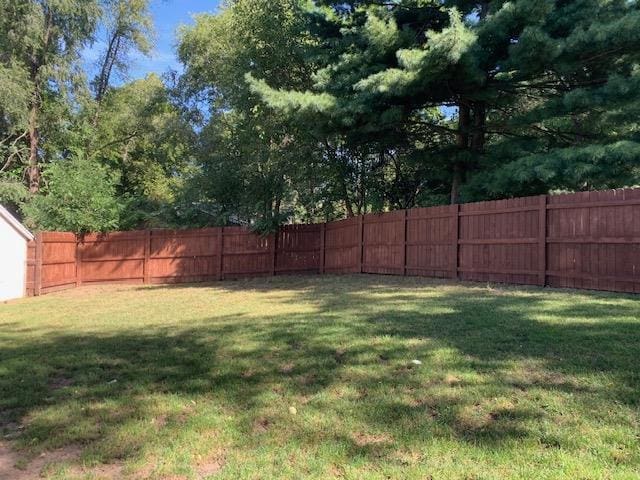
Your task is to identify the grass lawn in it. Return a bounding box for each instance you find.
[0,275,639,479]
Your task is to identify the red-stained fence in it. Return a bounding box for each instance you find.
[26,232,77,296]
[26,188,640,296]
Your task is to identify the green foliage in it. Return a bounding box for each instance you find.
[4,0,640,233]
[177,0,324,226]
[0,62,31,131]
[91,74,194,205]
[0,0,101,193]
[91,0,154,101]
[22,155,124,233]
[0,176,28,207]
[248,0,640,205]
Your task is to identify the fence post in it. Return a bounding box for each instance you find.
[270,229,277,276]
[143,230,151,284]
[538,194,547,286]
[217,227,224,281]
[402,209,408,276]
[34,233,43,296]
[452,204,460,279]
[357,215,364,273]
[319,223,326,274]
[75,235,82,287]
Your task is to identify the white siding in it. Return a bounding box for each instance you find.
[0,219,28,301]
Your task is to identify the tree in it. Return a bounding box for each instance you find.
[22,155,124,233]
[249,1,640,203]
[91,0,153,104]
[0,0,101,192]
[0,1,189,231]
[5,0,640,234]
[178,0,321,229]
[90,74,195,227]
[177,0,439,225]
[0,62,31,175]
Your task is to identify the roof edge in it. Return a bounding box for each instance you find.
[0,205,34,240]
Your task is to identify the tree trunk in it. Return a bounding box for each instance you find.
[342,180,355,218]
[451,163,463,205]
[326,139,355,217]
[95,33,121,104]
[471,101,486,153]
[27,98,40,193]
[274,192,282,219]
[26,6,53,194]
[451,102,471,204]
[358,155,366,215]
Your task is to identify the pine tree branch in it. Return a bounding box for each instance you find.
[410,120,458,136]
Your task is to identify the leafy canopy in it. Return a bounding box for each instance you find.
[22,155,124,233]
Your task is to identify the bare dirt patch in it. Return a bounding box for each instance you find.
[48,374,73,391]
[279,362,295,374]
[69,461,125,479]
[253,417,271,434]
[351,432,393,448]
[196,449,226,478]
[0,442,81,480]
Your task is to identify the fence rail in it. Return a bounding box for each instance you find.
[26,188,640,296]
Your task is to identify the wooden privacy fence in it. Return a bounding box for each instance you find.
[26,188,640,296]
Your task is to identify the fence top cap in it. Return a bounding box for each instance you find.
[0,204,34,241]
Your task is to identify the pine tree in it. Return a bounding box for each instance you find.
[249,0,640,203]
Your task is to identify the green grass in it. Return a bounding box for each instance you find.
[0,275,639,479]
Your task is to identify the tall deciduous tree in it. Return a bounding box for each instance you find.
[0,61,32,206]
[91,0,153,104]
[90,74,195,227]
[178,0,320,228]
[0,0,100,192]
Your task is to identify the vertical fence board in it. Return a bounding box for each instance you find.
[453,204,459,279]
[34,234,42,296]
[362,210,405,275]
[25,239,36,296]
[217,228,224,280]
[324,217,360,273]
[402,209,408,276]
[143,230,151,284]
[319,223,326,274]
[276,224,322,274]
[358,215,364,273]
[538,195,547,286]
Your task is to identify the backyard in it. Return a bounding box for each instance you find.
[0,275,639,479]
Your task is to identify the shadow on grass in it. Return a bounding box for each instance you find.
[0,275,639,470]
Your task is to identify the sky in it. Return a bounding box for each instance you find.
[83,0,221,83]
